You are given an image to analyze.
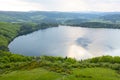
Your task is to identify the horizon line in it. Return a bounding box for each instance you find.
[0,10,120,13]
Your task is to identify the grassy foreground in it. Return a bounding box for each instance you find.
[0,68,119,80]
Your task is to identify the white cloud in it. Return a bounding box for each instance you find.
[0,0,120,12]
[0,0,44,11]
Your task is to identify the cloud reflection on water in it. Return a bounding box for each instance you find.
[9,26,120,60]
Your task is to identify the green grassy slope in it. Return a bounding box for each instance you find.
[0,68,62,80]
[66,68,120,80]
[0,68,119,80]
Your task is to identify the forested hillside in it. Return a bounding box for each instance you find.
[66,22,120,29]
[0,11,100,23]
[100,14,120,23]
[0,22,20,50]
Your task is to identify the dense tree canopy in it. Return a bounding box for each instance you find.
[0,22,20,50]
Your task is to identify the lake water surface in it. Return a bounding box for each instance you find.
[9,26,120,59]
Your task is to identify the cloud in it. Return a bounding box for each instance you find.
[21,0,90,11]
[0,0,44,11]
[0,0,120,12]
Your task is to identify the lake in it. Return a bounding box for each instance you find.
[8,26,120,59]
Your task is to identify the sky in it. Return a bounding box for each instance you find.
[0,0,120,12]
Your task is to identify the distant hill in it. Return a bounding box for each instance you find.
[0,11,120,28]
[100,14,120,23]
[0,11,105,23]
[63,18,88,25]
